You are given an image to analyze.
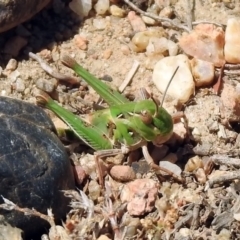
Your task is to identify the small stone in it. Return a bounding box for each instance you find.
[93,18,108,30]
[184,156,204,172]
[109,5,125,17]
[8,70,20,81]
[152,54,195,103]
[35,78,57,93]
[88,180,101,201]
[195,168,207,184]
[110,165,136,182]
[132,31,151,52]
[132,29,166,52]
[141,16,156,25]
[15,78,25,93]
[220,83,240,122]
[79,154,97,180]
[94,0,110,15]
[127,11,147,32]
[190,58,215,87]
[4,59,18,73]
[3,36,28,57]
[74,34,88,50]
[120,179,159,216]
[120,44,130,55]
[146,37,178,56]
[179,24,225,67]
[69,0,92,18]
[103,49,112,59]
[159,6,174,18]
[224,18,240,63]
[159,161,182,177]
[179,228,191,238]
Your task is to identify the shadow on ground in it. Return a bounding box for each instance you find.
[0,0,82,67]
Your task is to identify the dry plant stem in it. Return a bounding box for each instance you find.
[207,170,240,188]
[123,0,190,31]
[213,63,225,95]
[141,145,183,182]
[224,63,240,70]
[0,201,55,227]
[118,60,139,93]
[29,52,81,85]
[186,0,193,31]
[123,0,225,31]
[95,149,123,187]
[192,20,225,28]
[174,210,193,230]
[211,155,240,168]
[191,204,201,230]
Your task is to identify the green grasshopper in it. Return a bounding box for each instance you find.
[36,56,182,185]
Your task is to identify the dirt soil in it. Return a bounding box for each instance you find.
[0,0,240,239]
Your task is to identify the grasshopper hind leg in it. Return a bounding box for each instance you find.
[95,149,124,187]
[141,145,183,182]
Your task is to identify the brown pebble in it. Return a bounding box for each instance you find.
[110,165,136,182]
[127,11,146,32]
[103,49,112,59]
[74,35,88,50]
[120,44,130,55]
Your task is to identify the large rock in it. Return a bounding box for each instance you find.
[0,0,51,33]
[0,96,75,237]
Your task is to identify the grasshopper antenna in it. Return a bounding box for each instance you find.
[160,66,179,108]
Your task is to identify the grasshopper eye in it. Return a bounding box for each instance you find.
[140,110,153,125]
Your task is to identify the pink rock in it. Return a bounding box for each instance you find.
[220,83,240,122]
[120,179,159,216]
[127,11,146,32]
[179,24,225,67]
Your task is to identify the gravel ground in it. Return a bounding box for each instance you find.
[0,0,240,239]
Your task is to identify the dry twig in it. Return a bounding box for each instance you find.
[206,170,240,188]
[118,60,139,93]
[211,155,240,168]
[123,0,225,32]
[29,52,81,85]
[0,196,55,227]
[123,0,190,31]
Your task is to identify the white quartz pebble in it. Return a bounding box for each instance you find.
[190,58,215,87]
[152,54,195,103]
[224,18,240,63]
[94,0,109,15]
